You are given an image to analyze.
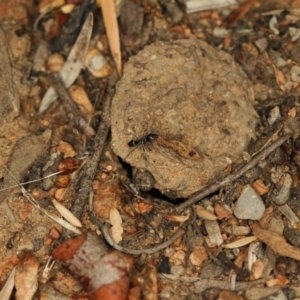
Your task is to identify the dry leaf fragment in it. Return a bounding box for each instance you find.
[196,206,217,220]
[52,232,133,300]
[52,198,82,227]
[266,274,289,287]
[218,290,244,300]
[252,227,300,260]
[14,253,39,300]
[251,179,269,195]
[250,259,264,280]
[214,203,231,219]
[109,207,123,244]
[0,267,16,300]
[60,3,75,14]
[101,0,122,76]
[277,204,300,225]
[39,13,93,113]
[164,214,190,223]
[39,0,64,14]
[272,64,286,87]
[157,136,201,160]
[223,236,257,248]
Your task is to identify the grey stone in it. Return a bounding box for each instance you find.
[234,185,265,220]
[271,173,292,206]
[200,262,223,279]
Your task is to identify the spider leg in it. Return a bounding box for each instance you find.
[124,146,138,160]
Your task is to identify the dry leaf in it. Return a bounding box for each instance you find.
[101,0,122,76]
[272,64,286,87]
[223,236,257,248]
[0,267,16,300]
[52,199,82,228]
[196,206,217,220]
[251,179,269,195]
[277,204,300,225]
[156,136,201,160]
[214,203,231,219]
[15,253,39,300]
[252,226,300,260]
[266,274,289,287]
[52,233,133,299]
[226,0,255,24]
[218,290,244,300]
[39,0,64,14]
[164,214,190,223]
[39,13,93,113]
[250,259,264,280]
[109,207,123,244]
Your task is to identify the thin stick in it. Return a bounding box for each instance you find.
[70,80,113,219]
[49,72,95,136]
[96,219,185,255]
[176,134,291,211]
[0,171,64,191]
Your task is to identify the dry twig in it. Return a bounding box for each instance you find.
[101,0,122,76]
[70,78,114,219]
[177,134,291,211]
[95,218,185,255]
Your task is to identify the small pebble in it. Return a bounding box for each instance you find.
[234,185,265,220]
[291,65,300,82]
[200,262,223,279]
[204,220,223,246]
[213,27,230,38]
[225,225,251,236]
[268,106,281,126]
[170,265,185,276]
[254,37,268,52]
[271,173,292,206]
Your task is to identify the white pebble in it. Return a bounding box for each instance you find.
[267,106,281,126]
[234,185,265,220]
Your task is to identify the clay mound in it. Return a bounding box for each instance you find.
[111,38,258,198]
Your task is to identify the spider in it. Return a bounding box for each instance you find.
[124,133,158,160]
